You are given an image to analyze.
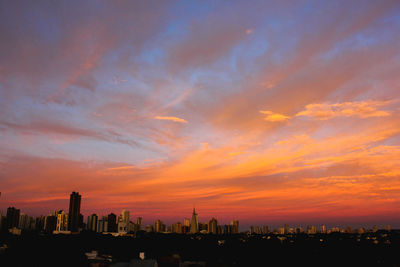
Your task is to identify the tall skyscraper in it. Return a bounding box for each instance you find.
[6,207,20,229]
[190,208,199,234]
[68,191,81,232]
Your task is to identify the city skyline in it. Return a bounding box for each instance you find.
[0,191,397,231]
[1,1,400,228]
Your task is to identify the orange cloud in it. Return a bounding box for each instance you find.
[259,110,290,122]
[154,116,188,123]
[296,101,391,120]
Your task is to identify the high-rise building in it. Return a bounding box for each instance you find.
[190,208,198,234]
[320,224,326,233]
[263,225,269,234]
[231,220,239,234]
[136,217,142,231]
[284,224,290,234]
[87,214,98,232]
[172,222,183,233]
[19,213,30,230]
[79,213,84,229]
[107,213,117,232]
[56,211,68,231]
[68,192,81,232]
[155,219,163,233]
[208,218,218,234]
[183,218,190,233]
[121,210,130,224]
[44,215,57,232]
[35,216,45,231]
[6,207,20,229]
[97,216,108,233]
[184,218,190,227]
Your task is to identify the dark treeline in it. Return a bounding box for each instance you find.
[0,229,399,266]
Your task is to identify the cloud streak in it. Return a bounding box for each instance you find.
[154,116,188,123]
[296,101,391,120]
[259,110,290,122]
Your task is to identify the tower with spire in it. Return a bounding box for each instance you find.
[190,207,199,234]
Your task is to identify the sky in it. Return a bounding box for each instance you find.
[1,0,400,229]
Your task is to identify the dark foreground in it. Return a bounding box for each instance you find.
[0,230,399,266]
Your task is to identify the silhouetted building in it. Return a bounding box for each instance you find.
[190,208,198,233]
[97,216,108,233]
[87,214,98,232]
[107,213,117,232]
[35,216,45,231]
[231,220,239,234]
[155,219,163,232]
[284,224,290,234]
[56,210,68,231]
[136,217,142,231]
[208,218,218,234]
[19,213,35,230]
[172,222,183,233]
[44,215,57,232]
[6,207,20,229]
[79,213,84,229]
[121,209,130,224]
[68,191,81,232]
[183,218,190,233]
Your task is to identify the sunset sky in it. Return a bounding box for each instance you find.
[1,0,400,229]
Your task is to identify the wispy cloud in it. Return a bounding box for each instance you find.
[259,110,290,122]
[296,101,391,120]
[154,116,188,123]
[105,165,136,171]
